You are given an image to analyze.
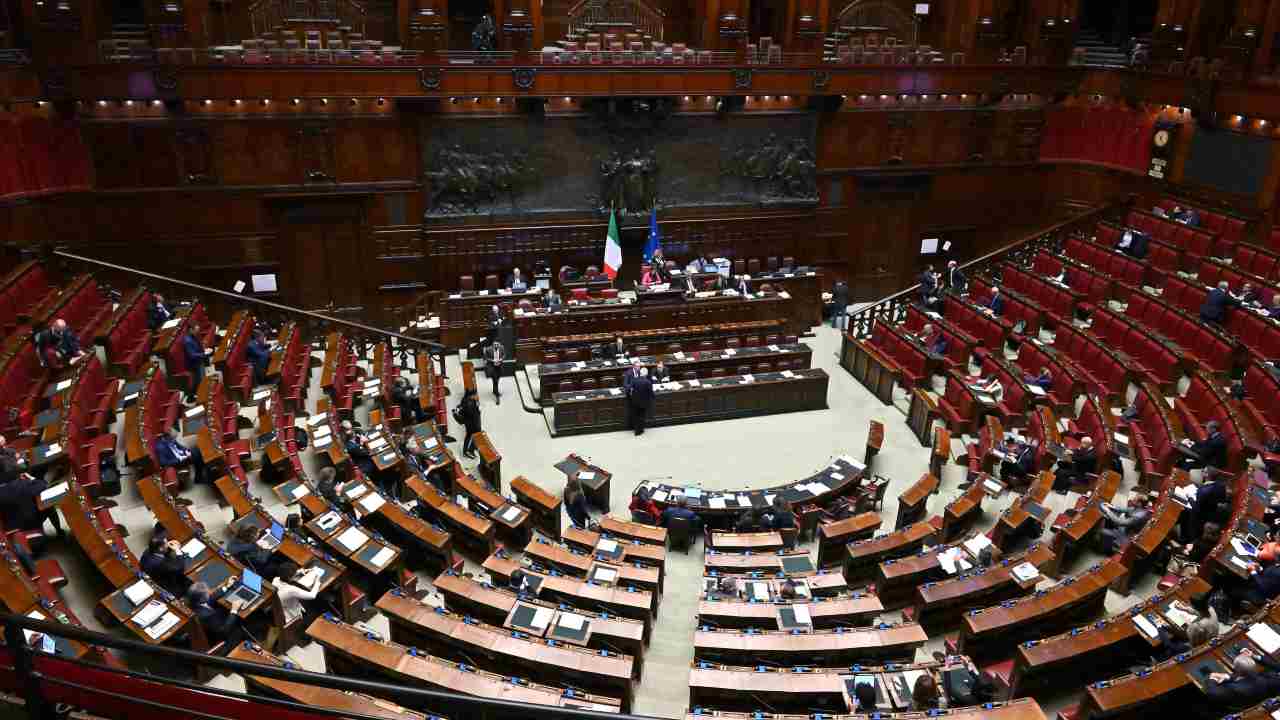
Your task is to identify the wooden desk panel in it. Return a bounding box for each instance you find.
[894,473,938,531]
[912,543,1056,630]
[512,475,562,541]
[816,512,882,567]
[598,516,667,546]
[710,531,785,553]
[483,551,654,630]
[683,698,1047,720]
[697,592,883,630]
[692,623,927,664]
[845,517,942,584]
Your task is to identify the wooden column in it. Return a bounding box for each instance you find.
[1257,0,1280,71]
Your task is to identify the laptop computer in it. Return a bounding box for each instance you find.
[228,569,263,605]
[257,521,285,551]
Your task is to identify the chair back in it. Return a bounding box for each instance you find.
[631,509,656,525]
[668,515,694,552]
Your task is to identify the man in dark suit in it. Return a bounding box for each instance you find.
[945,260,967,294]
[544,289,563,310]
[0,458,62,536]
[391,377,427,425]
[830,280,850,329]
[919,265,939,307]
[1099,495,1152,553]
[182,325,207,403]
[1177,420,1229,470]
[628,371,654,436]
[1053,436,1097,492]
[623,359,642,395]
[998,437,1036,485]
[341,421,377,479]
[985,287,1005,316]
[604,335,627,359]
[660,494,702,531]
[153,430,207,485]
[1023,367,1053,391]
[40,318,85,370]
[1268,299,1280,319]
[1200,281,1239,324]
[1116,229,1150,259]
[147,294,174,330]
[1182,467,1232,542]
[921,323,948,356]
[486,341,504,405]
[1238,282,1261,306]
[245,330,271,386]
[1203,651,1280,710]
[651,361,670,383]
[186,582,246,651]
[1181,207,1201,227]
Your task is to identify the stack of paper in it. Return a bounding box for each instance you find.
[132,600,167,627]
[1132,614,1159,639]
[792,604,812,625]
[750,582,770,601]
[530,607,554,630]
[124,580,154,606]
[358,493,386,514]
[594,567,618,584]
[369,546,395,568]
[1011,562,1039,583]
[181,538,206,558]
[499,506,523,523]
[336,526,369,552]
[963,534,993,557]
[291,484,311,500]
[559,613,586,631]
[1247,623,1280,654]
[598,539,620,554]
[38,483,68,504]
[577,471,596,482]
[145,612,180,640]
[781,370,796,378]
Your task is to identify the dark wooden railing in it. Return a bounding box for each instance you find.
[845,202,1120,340]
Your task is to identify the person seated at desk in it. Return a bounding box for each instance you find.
[544,289,563,310]
[770,496,796,532]
[1171,205,1201,227]
[1227,545,1280,616]
[227,524,280,580]
[1116,228,1150,259]
[1098,494,1152,554]
[181,324,208,404]
[559,265,581,284]
[733,508,761,533]
[603,335,627,359]
[983,286,1005,316]
[141,529,189,596]
[391,376,428,426]
[316,466,342,507]
[779,578,801,599]
[0,458,63,538]
[853,681,878,712]
[271,560,323,628]
[340,420,377,478]
[1178,521,1223,565]
[508,568,533,594]
[509,268,528,293]
[564,478,591,528]
[1267,298,1280,319]
[660,494,701,532]
[147,294,174,331]
[629,487,660,524]
[639,264,663,286]
[651,360,670,383]
[186,581,246,651]
[1023,367,1053,391]
[455,389,482,459]
[912,674,941,711]
[1201,281,1240,325]
[733,274,752,295]
[1153,616,1218,663]
[246,330,271,386]
[153,429,207,486]
[37,318,86,371]
[1204,650,1280,710]
[623,359,644,395]
[1052,436,1097,493]
[998,437,1036,486]
[1236,282,1261,307]
[921,323,948,356]
[1177,420,1229,471]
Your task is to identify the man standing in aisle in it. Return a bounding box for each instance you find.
[628,369,654,436]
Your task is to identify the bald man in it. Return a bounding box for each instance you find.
[41,319,85,370]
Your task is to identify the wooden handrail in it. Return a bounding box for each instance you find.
[845,202,1121,340]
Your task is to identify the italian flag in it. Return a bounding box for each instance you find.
[603,209,622,280]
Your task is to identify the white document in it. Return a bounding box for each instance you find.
[782,370,796,378]
[1114,432,1129,446]
[674,352,686,360]
[1233,537,1259,557]
[559,612,586,631]
[531,607,554,630]
[42,443,61,456]
[38,483,68,503]
[768,345,781,352]
[577,471,596,482]
[123,393,139,403]
[764,494,777,506]
[1232,556,1253,571]
[499,506,523,523]
[751,582,770,601]
[368,436,388,451]
[1027,385,1046,396]
[313,425,331,438]
[145,612,181,640]
[1011,562,1040,583]
[455,495,470,510]
[598,539,620,554]
[742,374,755,383]
[124,580,154,606]
[344,482,369,499]
[380,452,397,464]
[479,290,490,296]
[180,538,206,558]
[964,534,993,557]
[1248,623,1280,655]
[54,379,73,392]
[316,512,341,530]
[609,388,623,396]
[688,379,701,387]
[724,348,737,356]
[575,361,587,369]
[358,493,387,514]
[651,490,669,503]
[594,567,618,584]
[161,318,181,330]
[336,526,369,552]
[792,604,812,626]
[422,436,439,450]
[983,478,1003,495]
[369,546,395,568]
[132,600,167,627]
[184,406,204,418]
[307,413,329,426]
[939,547,961,575]
[291,484,310,500]
[829,473,845,482]
[1132,614,1159,639]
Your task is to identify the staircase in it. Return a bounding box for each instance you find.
[99,23,154,61]
[1071,29,1129,67]
[561,0,663,48]
[822,28,850,62]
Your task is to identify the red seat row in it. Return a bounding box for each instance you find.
[1127,208,1227,259]
[936,371,982,435]
[216,313,255,402]
[1226,307,1280,365]
[1030,252,1114,311]
[969,278,1041,340]
[1197,258,1279,307]
[138,366,183,491]
[1088,309,1181,387]
[36,275,113,348]
[1093,222,1183,275]
[945,295,1012,354]
[1153,198,1246,252]
[903,306,977,374]
[966,416,1002,479]
[161,304,216,394]
[103,289,154,379]
[1063,237,1146,289]
[1125,382,1180,488]
[0,344,47,436]
[1125,291,1235,375]
[273,323,310,412]
[1174,373,1250,471]
[69,354,122,436]
[1240,362,1280,446]
[1067,395,1116,474]
[1231,244,1280,283]
[204,377,242,446]
[978,355,1031,425]
[1051,324,1130,402]
[1157,274,1208,317]
[1001,265,1076,325]
[1010,342,1080,412]
[327,334,361,417]
[867,321,930,390]
[0,261,52,336]
[374,344,403,427]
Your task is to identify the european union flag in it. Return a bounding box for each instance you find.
[643,209,662,263]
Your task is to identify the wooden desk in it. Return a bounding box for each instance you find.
[1112,480,1187,595]
[563,525,666,582]
[552,369,829,436]
[377,591,636,710]
[697,591,883,630]
[471,431,502,490]
[875,533,985,609]
[482,550,654,631]
[405,475,495,560]
[692,623,928,664]
[1045,470,1121,578]
[908,390,939,446]
[598,516,667,546]
[229,643,427,720]
[1010,576,1211,697]
[930,427,952,478]
[991,471,1053,551]
[845,517,942,584]
[865,419,885,468]
[433,569,647,656]
[817,512,882,567]
[684,698,1047,720]
[912,542,1056,630]
[555,454,612,513]
[942,480,987,541]
[307,614,621,713]
[710,531,785,553]
[705,549,816,575]
[342,479,454,572]
[512,475,562,541]
[460,360,477,394]
[961,557,1127,665]
[303,508,403,580]
[895,473,939,531]
[450,468,530,550]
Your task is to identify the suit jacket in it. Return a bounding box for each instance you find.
[650,367,670,383]
[1204,651,1280,708]
[1029,373,1052,390]
[1183,209,1201,227]
[140,549,187,593]
[1069,446,1098,476]
[946,267,967,292]
[919,272,938,294]
[927,334,948,355]
[246,340,270,371]
[1015,446,1037,474]
[182,333,205,371]
[148,302,173,330]
[545,294,562,309]
[47,329,80,361]
[623,367,640,394]
[193,601,239,644]
[1193,432,1229,468]
[1201,289,1238,322]
[987,294,1005,316]
[0,475,45,531]
[661,505,701,530]
[152,436,192,467]
[629,376,654,409]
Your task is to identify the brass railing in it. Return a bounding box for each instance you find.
[845,202,1121,340]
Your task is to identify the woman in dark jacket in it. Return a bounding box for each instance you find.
[457,388,482,459]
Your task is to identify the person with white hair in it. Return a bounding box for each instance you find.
[1200,280,1239,324]
[1205,649,1280,709]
